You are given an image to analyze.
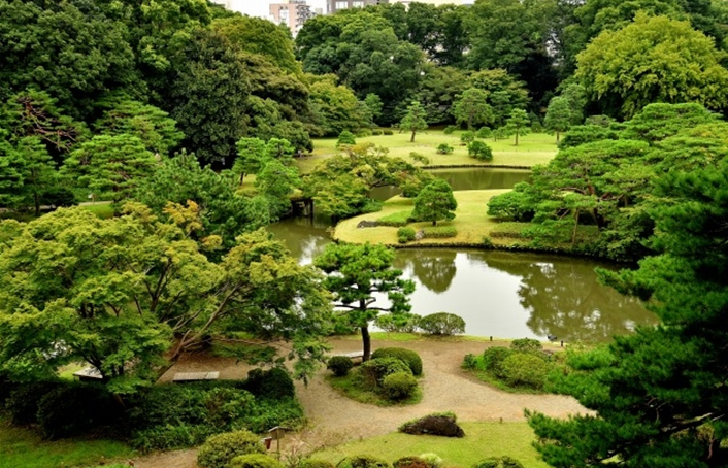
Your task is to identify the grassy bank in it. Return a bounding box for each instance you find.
[298,131,557,173]
[309,422,550,468]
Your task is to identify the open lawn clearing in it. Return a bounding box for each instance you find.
[333,190,513,245]
[309,422,550,468]
[0,420,134,468]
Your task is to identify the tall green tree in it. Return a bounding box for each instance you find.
[504,109,531,145]
[412,179,458,226]
[314,243,415,361]
[8,137,58,216]
[233,137,267,184]
[400,101,429,143]
[453,89,494,130]
[544,97,572,142]
[254,159,300,220]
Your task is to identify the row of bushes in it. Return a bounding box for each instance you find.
[374,312,466,336]
[397,226,457,243]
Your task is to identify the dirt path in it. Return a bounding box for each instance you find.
[134,338,585,468]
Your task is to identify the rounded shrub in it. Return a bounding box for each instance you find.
[301,460,336,468]
[436,143,454,155]
[461,353,477,370]
[5,380,64,425]
[382,372,418,400]
[510,338,542,354]
[443,125,457,135]
[372,347,423,376]
[338,455,391,468]
[229,454,285,468]
[417,312,466,336]
[474,457,524,468]
[399,412,464,437]
[336,131,357,147]
[475,127,492,138]
[500,353,550,389]
[242,367,294,399]
[383,129,394,136]
[482,346,514,377]
[394,457,429,468]
[468,141,493,161]
[327,356,354,377]
[397,226,417,244]
[460,131,475,145]
[374,313,421,333]
[360,357,412,388]
[419,454,442,468]
[197,430,265,468]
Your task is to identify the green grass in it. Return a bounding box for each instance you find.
[297,131,557,174]
[326,370,423,407]
[0,420,134,468]
[309,422,550,468]
[58,363,87,380]
[377,210,412,227]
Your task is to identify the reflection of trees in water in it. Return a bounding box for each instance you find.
[472,252,658,342]
[267,215,332,263]
[432,169,530,191]
[396,249,457,294]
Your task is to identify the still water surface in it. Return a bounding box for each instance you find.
[268,169,658,342]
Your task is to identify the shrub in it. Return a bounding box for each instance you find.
[443,125,457,135]
[372,130,384,136]
[475,127,492,138]
[131,423,217,452]
[379,210,412,227]
[338,456,391,468]
[419,454,442,468]
[242,367,295,399]
[327,356,354,376]
[383,129,394,135]
[382,372,418,400]
[42,187,76,207]
[240,397,304,434]
[510,338,542,354]
[482,347,514,378]
[5,380,64,425]
[197,430,266,468]
[372,348,423,376]
[394,457,429,468]
[409,152,430,165]
[421,226,457,238]
[399,412,464,437]
[37,383,116,439]
[474,457,524,468]
[461,354,477,370]
[230,454,285,468]
[374,313,421,333]
[360,358,412,388]
[357,129,373,137]
[500,353,550,389]
[436,143,454,155]
[468,141,493,161]
[397,226,417,244]
[460,131,475,144]
[336,131,357,147]
[301,460,336,468]
[418,312,466,335]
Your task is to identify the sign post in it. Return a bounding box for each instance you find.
[267,426,291,461]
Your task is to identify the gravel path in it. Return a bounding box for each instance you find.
[135,338,585,468]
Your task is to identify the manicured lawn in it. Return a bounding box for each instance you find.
[297,131,557,173]
[309,422,551,468]
[0,420,134,468]
[333,189,513,246]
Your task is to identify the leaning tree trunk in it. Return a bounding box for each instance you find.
[361,325,371,362]
[410,130,416,143]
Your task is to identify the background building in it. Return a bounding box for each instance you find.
[270,0,316,36]
[327,0,389,14]
[208,0,233,9]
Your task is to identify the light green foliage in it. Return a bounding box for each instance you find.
[255,159,300,219]
[364,94,385,122]
[62,134,157,202]
[409,152,430,165]
[0,136,58,215]
[575,13,728,118]
[560,83,587,125]
[412,179,457,226]
[197,430,265,468]
[382,372,418,400]
[315,243,415,360]
[418,312,465,335]
[421,226,457,238]
[229,454,285,468]
[503,109,530,146]
[473,456,524,468]
[337,131,357,148]
[543,97,572,142]
[486,182,534,222]
[436,143,454,154]
[371,347,423,376]
[467,141,493,161]
[234,137,267,182]
[378,210,413,227]
[360,357,413,388]
[475,127,492,139]
[374,313,421,333]
[453,89,493,130]
[460,132,475,145]
[397,227,417,244]
[467,70,530,128]
[308,76,374,136]
[400,101,429,143]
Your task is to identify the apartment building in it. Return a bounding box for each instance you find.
[327,0,389,14]
[270,0,316,36]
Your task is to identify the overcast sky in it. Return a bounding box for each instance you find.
[234,0,328,17]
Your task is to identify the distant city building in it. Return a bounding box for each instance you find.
[391,0,464,6]
[327,0,389,14]
[208,0,233,9]
[270,0,316,36]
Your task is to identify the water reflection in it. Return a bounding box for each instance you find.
[266,214,330,265]
[396,249,457,294]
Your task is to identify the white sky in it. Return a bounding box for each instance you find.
[233,0,328,17]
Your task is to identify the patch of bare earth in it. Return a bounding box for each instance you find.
[133,338,585,468]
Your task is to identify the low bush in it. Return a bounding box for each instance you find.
[510,338,542,354]
[338,455,391,468]
[443,125,457,135]
[482,347,514,378]
[372,129,384,136]
[419,454,442,468]
[397,227,417,244]
[475,127,492,138]
[36,383,116,439]
[394,457,429,468]
[360,358,411,389]
[242,367,295,399]
[421,226,457,239]
[460,131,475,144]
[197,430,265,468]
[473,457,525,468]
[336,131,357,147]
[382,372,418,400]
[5,380,64,426]
[383,129,394,135]
[357,129,373,137]
[461,353,477,370]
[131,423,217,452]
[409,152,430,165]
[301,460,336,468]
[229,454,285,468]
[436,143,454,155]
[372,348,423,376]
[240,397,305,434]
[468,141,493,161]
[399,412,464,437]
[379,210,413,227]
[500,354,549,390]
[418,312,466,335]
[374,313,421,333]
[327,356,355,376]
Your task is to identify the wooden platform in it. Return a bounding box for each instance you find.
[73,366,103,381]
[172,371,220,382]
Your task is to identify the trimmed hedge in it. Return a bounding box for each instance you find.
[482,347,514,378]
[229,454,285,468]
[500,353,549,390]
[436,143,454,155]
[382,372,418,400]
[360,358,412,389]
[399,412,464,437]
[374,313,421,333]
[327,356,354,376]
[421,226,457,239]
[473,457,525,468]
[397,227,417,244]
[242,367,295,399]
[510,338,542,354]
[443,125,457,135]
[372,348,423,376]
[338,455,391,468]
[418,312,466,335]
[301,460,336,468]
[197,430,265,468]
[475,127,492,138]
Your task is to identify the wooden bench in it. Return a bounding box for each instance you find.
[172,371,220,382]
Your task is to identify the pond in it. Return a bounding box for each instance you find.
[267,168,658,342]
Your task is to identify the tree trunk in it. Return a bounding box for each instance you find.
[571,209,579,246]
[432,220,436,226]
[34,191,40,216]
[515,130,520,146]
[410,131,416,143]
[556,131,560,143]
[361,325,371,361]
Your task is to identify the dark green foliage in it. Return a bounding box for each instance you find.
[372,348,423,376]
[374,313,421,333]
[398,226,417,243]
[558,125,620,149]
[394,457,430,468]
[486,182,534,222]
[240,368,295,400]
[36,384,117,439]
[509,338,542,354]
[500,353,549,390]
[412,179,457,226]
[418,312,465,335]
[473,457,524,468]
[338,456,391,468]
[482,347,514,377]
[383,130,394,136]
[461,354,477,370]
[197,430,266,468]
[467,141,493,161]
[131,424,218,452]
[421,226,457,238]
[436,143,454,155]
[327,356,355,376]
[360,357,412,388]
[336,131,357,148]
[5,381,64,426]
[229,454,285,468]
[443,126,457,135]
[399,412,464,437]
[382,372,418,400]
[475,127,492,139]
[301,460,335,468]
[460,131,475,145]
